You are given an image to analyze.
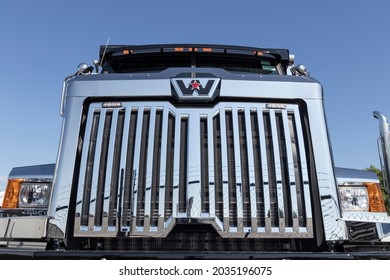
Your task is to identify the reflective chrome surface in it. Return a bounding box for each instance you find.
[374,111,390,194]
[72,101,313,238]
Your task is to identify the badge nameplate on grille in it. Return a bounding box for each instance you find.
[171,78,220,102]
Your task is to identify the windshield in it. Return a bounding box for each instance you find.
[106,52,280,75]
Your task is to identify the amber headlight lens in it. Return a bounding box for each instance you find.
[338,186,369,211]
[18,183,51,208]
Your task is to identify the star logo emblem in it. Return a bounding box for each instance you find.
[171,77,220,101]
[190,80,201,91]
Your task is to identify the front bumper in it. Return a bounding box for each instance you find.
[2,249,390,260]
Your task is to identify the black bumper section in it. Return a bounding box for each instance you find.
[1,250,390,260]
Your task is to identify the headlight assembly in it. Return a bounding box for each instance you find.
[18,183,51,208]
[338,182,386,213]
[2,179,52,209]
[338,186,369,211]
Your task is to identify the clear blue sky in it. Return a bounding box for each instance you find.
[1,0,390,191]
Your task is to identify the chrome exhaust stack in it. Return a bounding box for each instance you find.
[374,111,390,194]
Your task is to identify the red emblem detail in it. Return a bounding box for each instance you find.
[190,80,201,91]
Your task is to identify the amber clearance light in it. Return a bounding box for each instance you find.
[2,179,24,208]
[365,182,386,212]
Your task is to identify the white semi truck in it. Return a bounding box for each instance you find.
[1,44,390,259]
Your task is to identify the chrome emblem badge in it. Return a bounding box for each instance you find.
[171,78,220,102]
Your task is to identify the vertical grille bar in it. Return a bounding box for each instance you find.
[122,109,138,228]
[274,111,291,228]
[207,113,216,218]
[150,109,163,227]
[157,109,169,230]
[143,109,157,230]
[115,108,131,230]
[291,110,312,223]
[79,110,101,227]
[172,114,182,217]
[164,113,175,221]
[105,110,124,228]
[237,109,251,229]
[225,110,237,228]
[116,107,131,229]
[249,110,265,228]
[281,110,300,231]
[88,109,112,229]
[94,109,113,228]
[243,108,258,231]
[257,110,271,232]
[219,109,230,230]
[200,116,209,213]
[131,108,146,228]
[178,117,188,213]
[213,113,224,223]
[263,111,279,228]
[135,109,151,227]
[187,113,201,218]
[269,110,286,231]
[230,108,243,230]
[86,109,108,228]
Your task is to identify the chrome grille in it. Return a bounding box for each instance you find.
[74,101,313,238]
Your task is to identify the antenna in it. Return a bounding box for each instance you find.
[99,36,110,68]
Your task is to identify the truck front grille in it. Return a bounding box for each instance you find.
[74,101,313,238]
